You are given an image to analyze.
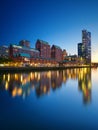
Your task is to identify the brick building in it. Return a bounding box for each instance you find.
[9,43,39,63]
[51,45,62,62]
[35,39,51,59]
[62,49,67,60]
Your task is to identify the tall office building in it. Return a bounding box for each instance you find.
[82,30,91,64]
[78,43,85,58]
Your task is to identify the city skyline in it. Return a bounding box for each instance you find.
[78,30,91,64]
[0,0,98,62]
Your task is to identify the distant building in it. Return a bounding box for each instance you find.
[64,55,78,62]
[62,54,78,66]
[0,45,9,57]
[51,45,62,62]
[82,30,91,64]
[62,49,67,60]
[35,39,51,59]
[19,40,30,48]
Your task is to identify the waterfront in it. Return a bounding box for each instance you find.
[0,68,98,130]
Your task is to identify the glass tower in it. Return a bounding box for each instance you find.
[82,30,91,64]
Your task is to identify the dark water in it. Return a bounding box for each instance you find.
[0,68,98,130]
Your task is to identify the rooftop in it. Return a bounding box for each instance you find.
[0,45,9,48]
[19,40,30,43]
[37,39,49,45]
[52,45,62,50]
[11,44,39,52]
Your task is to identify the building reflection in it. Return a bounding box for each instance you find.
[0,68,91,103]
[36,72,50,97]
[78,68,91,104]
[51,70,63,90]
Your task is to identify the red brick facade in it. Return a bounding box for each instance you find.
[51,45,63,62]
[9,44,39,59]
[36,39,51,59]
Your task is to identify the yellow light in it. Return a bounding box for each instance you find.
[47,71,51,79]
[80,73,83,79]
[8,74,10,82]
[38,73,40,80]
[21,75,23,82]
[5,81,8,90]
[88,81,91,90]
[63,76,66,82]
[57,71,59,78]
[84,68,87,73]
[30,72,34,80]
[43,86,47,93]
[82,82,85,91]
[17,88,22,96]
[15,74,18,80]
[3,74,5,80]
[35,72,37,78]
[12,87,17,97]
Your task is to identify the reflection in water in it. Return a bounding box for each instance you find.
[0,68,91,103]
[78,68,91,104]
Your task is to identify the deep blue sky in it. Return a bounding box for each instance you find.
[0,0,98,61]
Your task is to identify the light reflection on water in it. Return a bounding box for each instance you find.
[1,68,98,130]
[0,68,91,104]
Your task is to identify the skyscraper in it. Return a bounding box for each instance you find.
[78,43,85,58]
[82,30,91,64]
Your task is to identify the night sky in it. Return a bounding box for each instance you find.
[0,0,98,62]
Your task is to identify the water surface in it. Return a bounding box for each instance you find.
[0,68,98,130]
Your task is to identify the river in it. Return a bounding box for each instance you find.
[0,68,98,130]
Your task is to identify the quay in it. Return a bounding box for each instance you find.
[0,65,96,73]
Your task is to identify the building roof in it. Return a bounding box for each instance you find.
[19,40,30,43]
[78,43,83,45]
[11,44,39,52]
[30,48,39,52]
[52,45,62,50]
[37,39,49,45]
[0,45,9,48]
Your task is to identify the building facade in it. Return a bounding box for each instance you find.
[35,39,51,59]
[62,49,67,60]
[9,43,39,63]
[78,43,84,57]
[82,30,91,64]
[62,55,78,66]
[19,40,30,48]
[0,45,9,57]
[51,45,62,62]
[78,43,86,64]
